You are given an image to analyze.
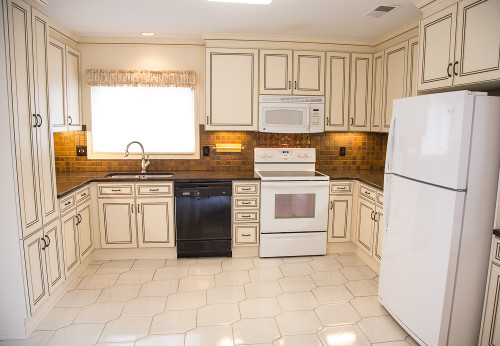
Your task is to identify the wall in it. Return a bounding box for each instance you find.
[54,128,387,172]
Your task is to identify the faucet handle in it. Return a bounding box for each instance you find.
[145,154,150,168]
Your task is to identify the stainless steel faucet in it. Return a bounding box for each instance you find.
[124,141,150,173]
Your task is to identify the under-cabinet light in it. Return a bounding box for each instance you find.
[207,0,272,4]
[141,32,155,36]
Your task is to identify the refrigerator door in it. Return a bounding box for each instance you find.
[379,174,465,346]
[385,91,474,190]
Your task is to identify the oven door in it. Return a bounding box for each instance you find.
[260,180,329,233]
[259,103,310,133]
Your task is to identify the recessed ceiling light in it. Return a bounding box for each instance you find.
[207,0,272,4]
[141,32,155,36]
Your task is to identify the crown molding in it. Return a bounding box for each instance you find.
[78,36,204,46]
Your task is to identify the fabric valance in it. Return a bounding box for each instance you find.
[86,69,198,88]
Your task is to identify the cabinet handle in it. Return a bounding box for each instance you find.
[68,116,72,125]
[330,200,333,210]
[294,80,297,89]
[32,114,38,128]
[206,116,209,125]
[37,114,42,127]
[453,61,459,76]
[241,187,251,191]
[288,81,291,89]
[350,117,354,126]
[371,211,375,220]
[78,214,82,224]
[241,233,251,237]
[149,188,159,192]
[64,201,72,206]
[337,186,346,190]
[111,189,121,192]
[44,235,50,247]
[240,215,252,218]
[326,117,329,126]
[131,204,134,213]
[73,215,79,225]
[365,191,371,195]
[40,237,47,250]
[241,201,251,205]
[447,63,452,77]
[137,204,140,213]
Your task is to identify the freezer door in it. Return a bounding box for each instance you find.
[379,174,465,346]
[385,91,474,190]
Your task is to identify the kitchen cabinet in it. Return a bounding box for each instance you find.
[205,48,258,131]
[61,208,80,278]
[349,53,372,132]
[48,37,82,132]
[259,50,325,96]
[325,52,350,131]
[406,37,419,97]
[356,184,384,262]
[479,236,500,345]
[418,0,500,91]
[6,0,59,236]
[327,182,353,242]
[23,218,64,313]
[76,198,93,260]
[98,198,137,248]
[232,181,260,246]
[371,50,384,132]
[357,198,376,256]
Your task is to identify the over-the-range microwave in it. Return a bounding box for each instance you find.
[258,95,324,133]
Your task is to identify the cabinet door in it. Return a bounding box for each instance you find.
[454,0,500,86]
[356,198,375,256]
[61,210,80,277]
[382,41,408,133]
[66,46,82,127]
[48,38,66,130]
[23,228,48,313]
[77,199,93,261]
[349,53,372,131]
[32,8,59,226]
[137,197,174,248]
[418,5,457,91]
[206,48,258,131]
[7,0,43,235]
[325,52,350,131]
[293,51,325,95]
[327,195,352,242]
[373,209,384,263]
[480,262,500,345]
[406,37,419,97]
[371,51,384,132]
[260,50,292,95]
[98,198,137,248]
[44,219,64,293]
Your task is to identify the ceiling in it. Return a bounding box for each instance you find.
[43,0,422,40]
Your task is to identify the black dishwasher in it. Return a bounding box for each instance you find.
[175,181,232,257]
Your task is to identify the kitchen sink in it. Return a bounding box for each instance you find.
[105,172,173,179]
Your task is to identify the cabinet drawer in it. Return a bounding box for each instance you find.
[234,224,259,245]
[359,185,376,201]
[233,197,259,209]
[234,211,260,222]
[98,184,134,197]
[493,236,500,264]
[233,182,260,195]
[75,185,90,203]
[136,183,172,196]
[330,182,352,194]
[60,194,76,213]
[377,191,384,206]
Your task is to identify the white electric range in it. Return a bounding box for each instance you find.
[254,148,330,257]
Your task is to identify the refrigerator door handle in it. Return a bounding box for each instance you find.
[385,116,396,172]
[384,174,391,232]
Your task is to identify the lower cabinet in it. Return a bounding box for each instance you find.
[98,198,137,248]
[137,197,175,248]
[357,198,376,255]
[23,218,64,313]
[232,181,260,247]
[480,237,500,345]
[61,209,80,278]
[327,182,353,242]
[77,199,93,261]
[356,184,384,263]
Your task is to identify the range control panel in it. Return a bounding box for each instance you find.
[254,148,316,163]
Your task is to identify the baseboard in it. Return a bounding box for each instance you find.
[327,241,357,254]
[353,247,381,275]
[92,247,177,260]
[232,246,259,257]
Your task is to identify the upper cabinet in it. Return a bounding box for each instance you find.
[418,0,500,91]
[260,50,325,96]
[349,53,372,132]
[48,37,82,132]
[206,48,258,131]
[325,52,350,131]
[406,37,419,97]
[371,50,384,132]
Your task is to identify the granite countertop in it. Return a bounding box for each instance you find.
[56,168,384,198]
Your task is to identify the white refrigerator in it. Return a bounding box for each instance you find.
[378,91,500,346]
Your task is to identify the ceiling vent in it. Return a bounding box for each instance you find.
[365,5,398,18]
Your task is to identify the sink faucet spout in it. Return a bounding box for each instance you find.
[124,141,150,173]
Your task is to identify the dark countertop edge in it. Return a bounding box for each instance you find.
[57,174,383,198]
[494,229,500,238]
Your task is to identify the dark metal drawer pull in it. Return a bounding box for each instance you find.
[111,189,122,192]
[241,201,252,205]
[241,215,252,218]
[149,188,159,192]
[241,187,252,191]
[241,233,251,237]
[337,187,346,190]
[64,201,72,206]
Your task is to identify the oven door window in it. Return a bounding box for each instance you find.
[275,193,315,219]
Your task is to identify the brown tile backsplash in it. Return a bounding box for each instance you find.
[53,127,387,172]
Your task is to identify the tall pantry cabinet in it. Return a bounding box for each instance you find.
[4,0,60,314]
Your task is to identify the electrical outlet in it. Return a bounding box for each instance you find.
[76,146,87,156]
[339,146,346,156]
[203,146,210,156]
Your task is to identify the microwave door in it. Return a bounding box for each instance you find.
[259,103,309,133]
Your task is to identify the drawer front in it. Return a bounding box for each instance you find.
[234,211,260,222]
[330,182,352,194]
[377,192,384,206]
[234,197,259,209]
[233,182,260,196]
[60,194,76,213]
[75,186,90,203]
[234,224,259,245]
[98,184,134,197]
[136,183,172,196]
[359,185,376,201]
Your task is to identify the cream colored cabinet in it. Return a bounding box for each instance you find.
[349,53,372,132]
[373,209,384,262]
[48,37,82,132]
[260,50,325,96]
[356,198,376,256]
[61,209,80,278]
[381,41,408,133]
[327,182,353,242]
[137,197,175,248]
[325,52,350,131]
[98,198,137,248]
[6,0,59,236]
[23,218,64,313]
[76,198,93,261]
[418,0,500,91]
[356,184,384,261]
[232,181,260,246]
[206,48,258,131]
[371,51,384,132]
[480,236,500,345]
[406,37,419,97]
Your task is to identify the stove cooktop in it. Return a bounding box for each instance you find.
[255,170,329,181]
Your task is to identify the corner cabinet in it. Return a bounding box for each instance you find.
[205,48,258,131]
[418,0,500,91]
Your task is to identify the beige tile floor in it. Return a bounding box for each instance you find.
[0,253,419,346]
